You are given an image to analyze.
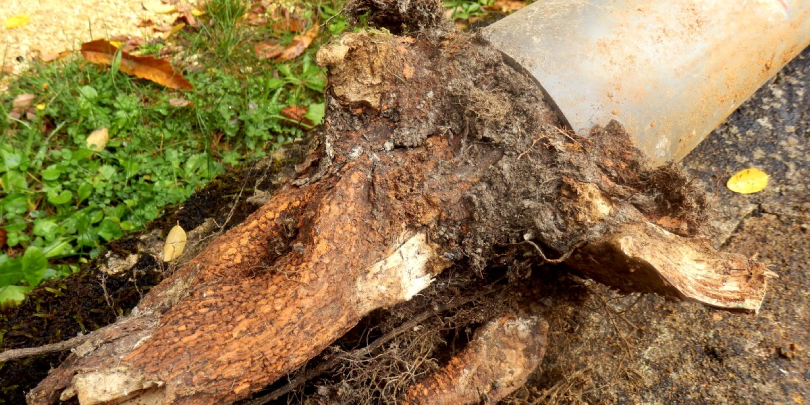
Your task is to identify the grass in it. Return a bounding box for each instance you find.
[0,0,346,304]
[0,0,510,306]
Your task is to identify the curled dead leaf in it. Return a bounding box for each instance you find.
[281,105,314,126]
[12,94,35,110]
[168,98,191,107]
[254,41,284,60]
[163,223,187,262]
[81,39,193,91]
[277,27,319,62]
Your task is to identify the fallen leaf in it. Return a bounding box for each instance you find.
[42,51,71,62]
[5,14,30,29]
[153,25,174,32]
[254,41,284,60]
[86,127,109,151]
[486,0,526,13]
[0,228,7,249]
[81,39,193,90]
[281,105,314,126]
[138,19,156,27]
[121,37,145,53]
[277,27,319,62]
[191,8,205,17]
[143,0,177,14]
[163,23,186,39]
[12,94,35,110]
[175,10,199,28]
[168,97,191,107]
[272,19,305,33]
[727,168,769,194]
[163,222,187,262]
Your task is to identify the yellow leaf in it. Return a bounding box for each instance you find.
[86,127,109,151]
[163,23,186,39]
[109,40,123,48]
[163,223,187,262]
[5,14,30,29]
[191,8,206,17]
[727,168,769,194]
[35,103,46,110]
[143,0,177,14]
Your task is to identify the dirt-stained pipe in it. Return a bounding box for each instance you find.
[483,0,810,164]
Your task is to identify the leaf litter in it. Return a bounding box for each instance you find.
[80,39,193,90]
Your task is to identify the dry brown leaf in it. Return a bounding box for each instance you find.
[246,3,268,25]
[121,37,145,53]
[153,25,173,32]
[272,19,305,33]
[12,94,35,110]
[277,27,319,62]
[42,51,71,62]
[254,41,284,60]
[81,39,193,91]
[0,228,7,249]
[281,105,314,126]
[138,19,156,27]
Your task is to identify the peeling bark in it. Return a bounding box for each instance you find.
[25,1,769,403]
[404,313,548,404]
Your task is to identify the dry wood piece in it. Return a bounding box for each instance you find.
[25,0,770,402]
[566,221,772,313]
[404,313,548,404]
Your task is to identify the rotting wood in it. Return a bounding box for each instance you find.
[24,0,770,403]
[404,313,549,404]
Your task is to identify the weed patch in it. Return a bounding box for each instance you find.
[0,0,344,304]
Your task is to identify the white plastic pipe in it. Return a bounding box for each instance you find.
[483,0,810,164]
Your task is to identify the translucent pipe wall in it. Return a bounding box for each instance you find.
[483,0,810,164]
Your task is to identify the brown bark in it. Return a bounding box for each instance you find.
[404,313,548,404]
[26,2,770,403]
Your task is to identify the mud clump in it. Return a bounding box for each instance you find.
[347,0,451,35]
